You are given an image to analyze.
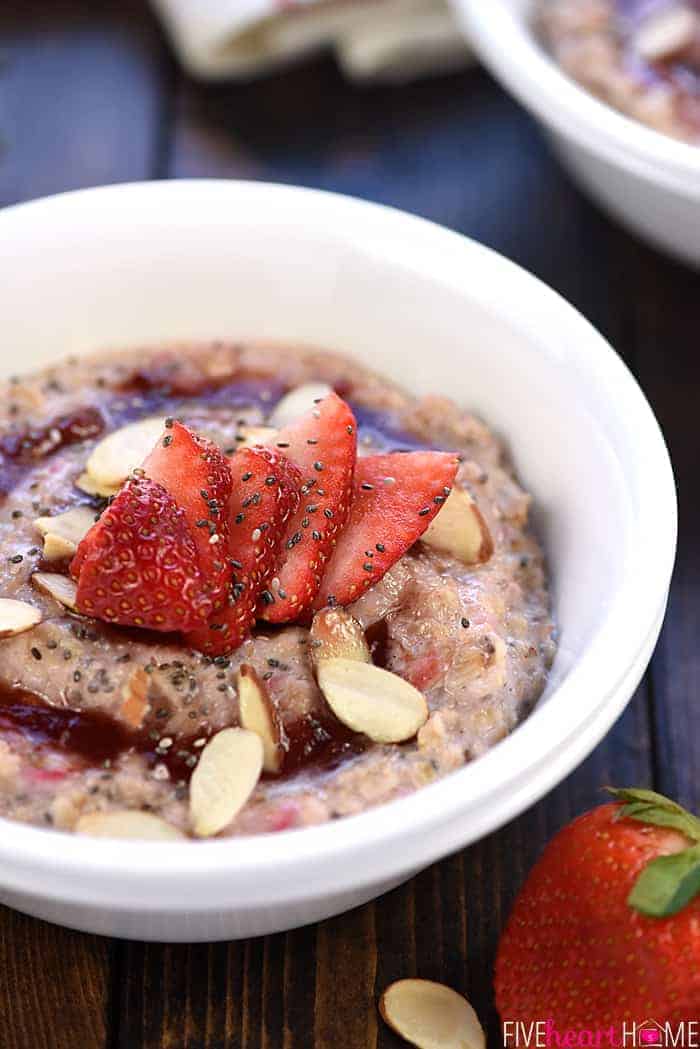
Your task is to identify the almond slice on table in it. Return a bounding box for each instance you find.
[633,5,698,63]
[309,607,371,667]
[76,810,186,841]
[0,599,42,639]
[268,382,333,429]
[189,727,263,838]
[75,472,122,500]
[379,979,486,1049]
[237,665,285,774]
[421,487,493,565]
[85,416,167,489]
[34,506,96,560]
[32,571,79,611]
[317,658,428,743]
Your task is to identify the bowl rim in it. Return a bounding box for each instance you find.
[453,0,700,192]
[0,180,677,904]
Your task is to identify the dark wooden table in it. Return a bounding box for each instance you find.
[0,3,697,1047]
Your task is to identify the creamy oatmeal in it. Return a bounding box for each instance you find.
[0,342,555,839]
[539,0,700,142]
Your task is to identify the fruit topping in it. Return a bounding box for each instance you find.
[314,451,459,609]
[184,445,300,655]
[143,420,232,607]
[259,392,357,622]
[72,476,214,632]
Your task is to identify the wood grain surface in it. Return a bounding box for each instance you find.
[0,3,696,1047]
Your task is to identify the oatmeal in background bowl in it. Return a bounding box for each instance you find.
[0,341,555,841]
[539,0,700,142]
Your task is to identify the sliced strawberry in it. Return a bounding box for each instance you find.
[314,451,459,609]
[142,420,232,610]
[184,446,302,655]
[258,392,357,623]
[72,477,213,631]
[70,518,97,581]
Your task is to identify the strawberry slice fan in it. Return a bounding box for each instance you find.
[71,395,460,656]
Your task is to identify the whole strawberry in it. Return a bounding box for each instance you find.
[496,789,700,1024]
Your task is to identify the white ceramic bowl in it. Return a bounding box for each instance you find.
[0,181,675,941]
[453,0,700,267]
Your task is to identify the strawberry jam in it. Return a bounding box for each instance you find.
[0,687,204,784]
[0,685,364,782]
[0,407,104,497]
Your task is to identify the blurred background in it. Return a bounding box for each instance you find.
[1,3,698,1048]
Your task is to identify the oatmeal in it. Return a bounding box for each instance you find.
[0,342,555,838]
[539,0,700,142]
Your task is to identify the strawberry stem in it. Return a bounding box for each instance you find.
[606,787,700,918]
[628,843,700,918]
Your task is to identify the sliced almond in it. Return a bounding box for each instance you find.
[76,810,186,841]
[379,979,486,1049]
[235,424,278,449]
[34,506,96,560]
[120,667,151,729]
[33,506,95,543]
[421,487,493,565]
[317,658,427,744]
[42,534,77,561]
[189,727,263,837]
[309,607,371,667]
[75,471,122,500]
[0,598,42,639]
[32,571,79,611]
[633,5,698,63]
[237,665,284,774]
[85,416,166,488]
[268,382,333,428]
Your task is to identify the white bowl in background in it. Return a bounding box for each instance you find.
[0,181,676,940]
[452,0,700,267]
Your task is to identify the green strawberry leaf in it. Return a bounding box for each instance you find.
[628,843,700,918]
[607,787,700,843]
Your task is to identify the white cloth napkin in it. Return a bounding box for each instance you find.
[150,0,473,82]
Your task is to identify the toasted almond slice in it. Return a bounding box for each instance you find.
[76,810,186,841]
[268,382,333,428]
[237,665,284,774]
[75,471,122,499]
[379,979,486,1049]
[0,598,42,639]
[36,503,96,562]
[317,658,427,743]
[421,487,493,565]
[85,416,166,488]
[309,607,371,667]
[34,506,96,560]
[32,571,79,611]
[42,534,77,561]
[189,727,263,837]
[34,506,95,544]
[634,5,698,62]
[235,424,278,449]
